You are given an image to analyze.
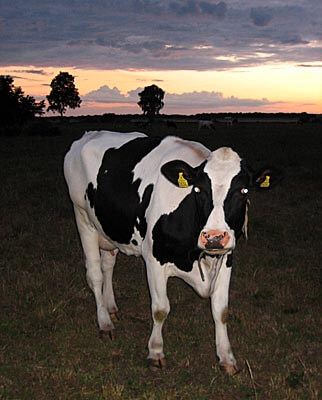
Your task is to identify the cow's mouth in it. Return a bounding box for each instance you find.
[201,247,231,256]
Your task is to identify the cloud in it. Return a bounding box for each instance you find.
[83,86,136,104]
[169,1,200,16]
[136,78,164,82]
[11,69,48,75]
[163,91,273,111]
[250,8,273,27]
[297,64,322,68]
[1,68,49,82]
[279,35,309,46]
[169,1,227,18]
[199,1,227,18]
[0,1,321,71]
[82,84,277,113]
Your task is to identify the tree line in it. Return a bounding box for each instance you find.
[0,71,165,127]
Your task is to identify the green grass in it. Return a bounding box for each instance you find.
[0,118,321,399]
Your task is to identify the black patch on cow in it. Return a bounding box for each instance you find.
[227,253,233,268]
[86,182,95,208]
[136,183,153,238]
[86,136,162,244]
[131,239,138,246]
[224,165,251,240]
[152,167,213,271]
[161,160,198,187]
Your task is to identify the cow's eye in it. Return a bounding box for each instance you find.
[194,186,201,193]
[241,188,248,195]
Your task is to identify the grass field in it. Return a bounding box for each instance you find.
[0,118,321,399]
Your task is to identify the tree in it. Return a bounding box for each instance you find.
[137,84,165,119]
[47,71,81,117]
[19,94,46,121]
[0,75,45,126]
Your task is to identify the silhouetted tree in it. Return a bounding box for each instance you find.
[47,71,81,117]
[137,84,164,120]
[0,75,45,126]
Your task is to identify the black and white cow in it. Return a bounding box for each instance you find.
[198,120,216,131]
[64,131,280,374]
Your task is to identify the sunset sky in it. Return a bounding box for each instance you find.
[1,0,321,115]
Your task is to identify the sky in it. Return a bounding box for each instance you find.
[0,0,321,115]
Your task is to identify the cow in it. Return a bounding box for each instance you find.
[223,117,238,126]
[64,131,281,375]
[198,120,216,131]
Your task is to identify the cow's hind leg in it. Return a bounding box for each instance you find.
[74,206,115,336]
[101,249,119,322]
[146,264,170,370]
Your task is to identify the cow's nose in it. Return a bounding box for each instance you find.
[200,230,229,249]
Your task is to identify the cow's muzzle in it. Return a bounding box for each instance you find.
[200,230,230,251]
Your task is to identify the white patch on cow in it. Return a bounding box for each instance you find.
[64,130,146,209]
[168,253,221,299]
[133,136,210,230]
[201,147,241,250]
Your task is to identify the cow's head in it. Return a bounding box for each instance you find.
[161,147,281,255]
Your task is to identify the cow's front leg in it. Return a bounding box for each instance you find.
[211,256,239,375]
[146,264,169,370]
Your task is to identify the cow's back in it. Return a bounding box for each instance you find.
[64,130,147,208]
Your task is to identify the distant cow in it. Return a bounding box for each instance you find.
[198,120,215,131]
[224,117,238,126]
[64,131,280,374]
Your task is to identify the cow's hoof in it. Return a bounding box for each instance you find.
[110,312,120,322]
[99,329,115,341]
[148,358,167,371]
[220,363,240,376]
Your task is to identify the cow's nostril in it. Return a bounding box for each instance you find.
[214,234,224,241]
[200,232,209,245]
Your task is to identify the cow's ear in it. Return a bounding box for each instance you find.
[252,166,283,190]
[161,160,197,188]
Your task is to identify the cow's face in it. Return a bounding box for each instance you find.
[199,147,249,254]
[161,147,279,256]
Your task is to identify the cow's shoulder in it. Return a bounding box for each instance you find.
[158,136,210,165]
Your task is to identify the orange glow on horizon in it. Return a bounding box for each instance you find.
[1,63,321,115]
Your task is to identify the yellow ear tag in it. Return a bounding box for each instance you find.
[260,175,270,188]
[178,172,189,188]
